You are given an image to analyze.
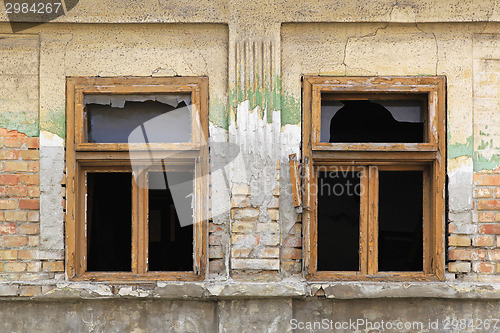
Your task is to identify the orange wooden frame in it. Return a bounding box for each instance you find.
[66,77,208,282]
[302,76,446,282]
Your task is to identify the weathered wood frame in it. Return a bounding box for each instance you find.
[66,77,208,282]
[302,76,446,281]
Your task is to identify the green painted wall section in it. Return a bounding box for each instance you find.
[40,107,65,140]
[0,110,39,137]
[281,92,301,126]
[474,153,500,172]
[448,135,473,160]
[209,97,229,130]
[228,74,283,125]
[447,134,499,171]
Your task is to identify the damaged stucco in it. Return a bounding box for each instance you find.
[0,0,499,328]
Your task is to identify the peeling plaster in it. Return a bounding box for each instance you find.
[39,130,65,251]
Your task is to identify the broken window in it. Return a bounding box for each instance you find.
[66,77,208,281]
[302,76,446,281]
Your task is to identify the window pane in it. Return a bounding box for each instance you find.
[378,171,423,271]
[321,97,425,143]
[148,170,194,272]
[87,172,132,272]
[85,94,192,143]
[317,169,361,271]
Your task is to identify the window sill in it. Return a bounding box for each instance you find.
[0,280,499,300]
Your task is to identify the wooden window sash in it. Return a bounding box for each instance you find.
[72,77,207,151]
[302,76,446,281]
[307,76,442,152]
[307,163,433,281]
[66,77,208,282]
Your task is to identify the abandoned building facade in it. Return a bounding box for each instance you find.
[0,0,499,331]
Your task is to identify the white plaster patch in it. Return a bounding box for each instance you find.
[280,124,302,235]
[448,156,473,213]
[40,130,65,250]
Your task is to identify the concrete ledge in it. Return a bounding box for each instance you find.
[0,281,499,300]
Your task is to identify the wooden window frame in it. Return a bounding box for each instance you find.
[302,76,446,282]
[66,77,208,282]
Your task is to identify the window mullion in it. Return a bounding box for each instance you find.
[367,165,379,275]
[359,166,369,275]
[131,166,148,275]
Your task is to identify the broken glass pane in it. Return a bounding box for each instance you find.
[85,94,192,143]
[321,97,425,143]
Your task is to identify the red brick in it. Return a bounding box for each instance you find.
[478,212,495,223]
[2,235,28,247]
[0,199,18,209]
[209,259,225,274]
[27,186,40,198]
[209,235,222,246]
[448,248,487,260]
[3,262,26,272]
[4,211,27,222]
[4,161,27,172]
[19,199,39,210]
[3,186,28,197]
[479,224,500,235]
[42,261,64,272]
[17,249,37,260]
[281,260,301,274]
[472,235,495,247]
[448,235,471,246]
[474,188,492,198]
[18,175,39,185]
[473,262,496,274]
[26,137,39,149]
[0,150,19,159]
[27,162,39,172]
[18,223,39,235]
[27,212,39,222]
[19,286,41,296]
[28,236,39,247]
[473,174,500,186]
[281,248,302,260]
[488,249,500,261]
[19,150,39,160]
[496,188,500,198]
[0,223,17,234]
[477,200,500,210]
[283,236,301,248]
[209,222,224,233]
[0,249,17,260]
[3,137,25,148]
[0,175,18,185]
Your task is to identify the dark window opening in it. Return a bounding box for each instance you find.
[378,171,423,271]
[148,171,193,271]
[322,99,424,143]
[317,170,361,271]
[87,172,132,272]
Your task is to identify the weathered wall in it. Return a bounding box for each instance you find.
[0,0,499,331]
[0,298,499,332]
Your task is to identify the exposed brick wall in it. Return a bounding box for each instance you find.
[448,170,500,281]
[0,129,63,281]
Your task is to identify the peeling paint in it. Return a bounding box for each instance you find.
[0,110,39,137]
[448,135,473,159]
[209,97,229,130]
[40,107,65,140]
